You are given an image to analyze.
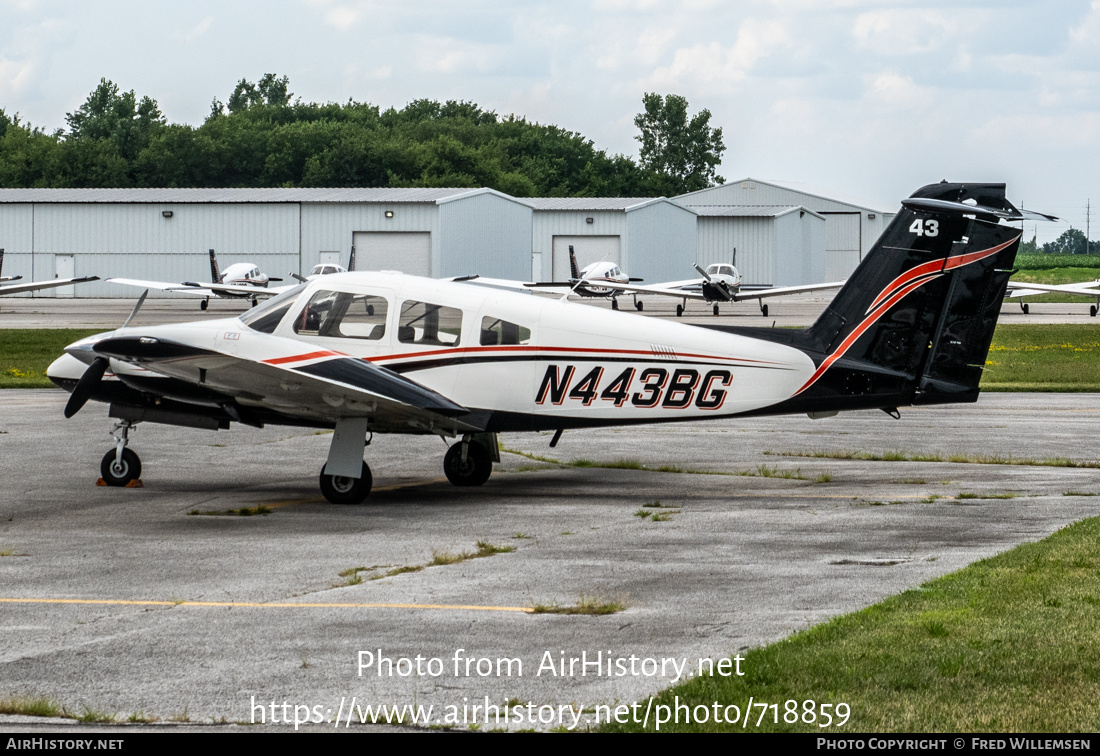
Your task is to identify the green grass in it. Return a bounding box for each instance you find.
[0,329,102,387]
[0,696,61,717]
[1015,254,1100,270]
[982,324,1100,391]
[767,448,1100,469]
[531,596,626,616]
[602,516,1100,732]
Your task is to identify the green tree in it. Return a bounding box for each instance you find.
[227,73,292,113]
[1042,228,1089,255]
[633,92,725,196]
[64,79,164,163]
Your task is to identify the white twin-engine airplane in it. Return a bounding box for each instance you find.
[49,182,1049,504]
[108,248,284,309]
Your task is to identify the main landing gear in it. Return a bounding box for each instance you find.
[319,461,373,504]
[200,298,209,311]
[100,420,141,487]
[443,436,494,487]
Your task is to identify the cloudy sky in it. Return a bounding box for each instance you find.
[1,0,1098,241]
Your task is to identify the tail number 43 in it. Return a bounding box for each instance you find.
[909,219,939,237]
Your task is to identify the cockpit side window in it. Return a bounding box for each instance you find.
[293,290,390,340]
[398,300,462,347]
[479,316,531,346]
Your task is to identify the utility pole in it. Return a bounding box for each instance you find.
[1087,199,1091,256]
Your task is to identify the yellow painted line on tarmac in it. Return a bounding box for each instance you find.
[0,597,532,613]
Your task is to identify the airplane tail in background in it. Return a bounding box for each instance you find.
[568,245,581,280]
[209,249,221,283]
[729,182,1054,414]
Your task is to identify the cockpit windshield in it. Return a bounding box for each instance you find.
[239,284,306,333]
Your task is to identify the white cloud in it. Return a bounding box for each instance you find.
[852,9,954,56]
[180,16,214,43]
[0,57,34,98]
[643,17,791,90]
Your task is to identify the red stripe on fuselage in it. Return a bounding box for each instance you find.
[264,350,343,365]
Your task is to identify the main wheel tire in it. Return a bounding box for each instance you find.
[676,304,684,317]
[635,301,643,311]
[1091,305,1097,318]
[444,442,492,487]
[319,462,372,504]
[713,304,720,316]
[761,303,769,317]
[611,299,619,310]
[1022,303,1029,315]
[100,448,141,487]
[200,299,209,311]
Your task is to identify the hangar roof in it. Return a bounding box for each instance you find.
[0,187,482,204]
[685,204,824,220]
[521,197,683,212]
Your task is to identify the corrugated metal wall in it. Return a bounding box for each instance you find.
[697,216,775,285]
[774,211,826,286]
[624,202,697,283]
[438,193,532,280]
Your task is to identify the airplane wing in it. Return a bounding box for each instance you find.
[106,278,213,297]
[1005,281,1100,298]
[106,278,288,299]
[730,281,846,301]
[87,332,480,435]
[0,276,99,296]
[587,279,845,301]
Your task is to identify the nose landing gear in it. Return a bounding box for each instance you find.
[99,421,142,487]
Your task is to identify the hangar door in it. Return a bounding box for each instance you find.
[351,232,431,276]
[552,236,621,281]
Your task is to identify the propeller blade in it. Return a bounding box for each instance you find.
[64,357,109,418]
[694,264,712,282]
[121,290,149,329]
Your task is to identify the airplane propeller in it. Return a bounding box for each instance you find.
[64,357,109,418]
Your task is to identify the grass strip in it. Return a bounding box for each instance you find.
[602,516,1100,732]
[0,329,102,388]
[765,449,1100,469]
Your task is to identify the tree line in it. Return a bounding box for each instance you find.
[1019,229,1100,256]
[0,75,725,197]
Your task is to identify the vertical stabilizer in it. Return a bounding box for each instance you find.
[209,249,221,283]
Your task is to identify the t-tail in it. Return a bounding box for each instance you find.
[209,248,221,283]
[730,182,1055,415]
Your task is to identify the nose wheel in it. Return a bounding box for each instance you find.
[319,461,372,504]
[100,448,141,487]
[99,421,141,486]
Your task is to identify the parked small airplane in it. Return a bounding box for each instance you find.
[524,246,644,310]
[290,263,349,283]
[593,255,846,317]
[0,248,99,296]
[49,182,1050,504]
[108,249,284,309]
[1005,279,1100,316]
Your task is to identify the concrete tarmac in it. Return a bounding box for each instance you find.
[2,390,1099,731]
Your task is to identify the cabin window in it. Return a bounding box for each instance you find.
[240,284,306,333]
[293,290,390,340]
[479,316,531,346]
[398,300,462,347]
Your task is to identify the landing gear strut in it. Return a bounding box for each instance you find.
[319,461,373,504]
[444,437,493,487]
[100,420,141,486]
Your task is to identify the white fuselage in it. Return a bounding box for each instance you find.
[50,272,816,428]
[220,262,271,288]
